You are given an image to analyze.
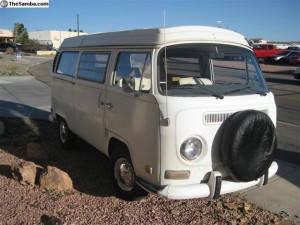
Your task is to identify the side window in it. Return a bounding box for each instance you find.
[261,45,267,50]
[56,51,79,76]
[78,52,110,83]
[113,52,152,92]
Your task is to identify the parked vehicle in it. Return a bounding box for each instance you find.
[51,26,278,200]
[264,50,291,64]
[287,46,300,51]
[265,50,300,65]
[0,42,20,52]
[284,51,300,65]
[252,44,282,61]
[293,67,300,79]
[289,56,300,65]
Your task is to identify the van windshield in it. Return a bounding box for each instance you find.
[158,44,268,97]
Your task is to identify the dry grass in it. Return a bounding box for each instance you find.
[0,56,32,76]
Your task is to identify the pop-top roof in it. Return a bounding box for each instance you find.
[60,26,249,48]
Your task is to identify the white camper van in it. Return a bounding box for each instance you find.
[51,26,278,200]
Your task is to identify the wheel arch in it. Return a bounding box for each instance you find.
[108,137,131,159]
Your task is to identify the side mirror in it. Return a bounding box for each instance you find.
[122,77,135,93]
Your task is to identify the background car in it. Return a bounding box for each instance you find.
[0,43,20,52]
[264,50,291,64]
[265,50,300,64]
[288,55,300,65]
[287,46,300,51]
[284,51,300,65]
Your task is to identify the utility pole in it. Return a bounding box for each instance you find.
[77,14,79,36]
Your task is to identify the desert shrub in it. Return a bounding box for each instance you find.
[22,44,51,53]
[5,47,14,55]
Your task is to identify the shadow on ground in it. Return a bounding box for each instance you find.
[0,118,116,198]
[28,60,53,86]
[0,100,50,120]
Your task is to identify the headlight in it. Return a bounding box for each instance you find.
[180,138,202,161]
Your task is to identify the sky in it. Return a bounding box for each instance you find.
[0,0,299,42]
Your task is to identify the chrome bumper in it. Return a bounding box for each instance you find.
[157,161,278,200]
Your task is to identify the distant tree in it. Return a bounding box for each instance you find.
[13,23,30,44]
[79,30,84,33]
[73,29,77,32]
[68,28,72,32]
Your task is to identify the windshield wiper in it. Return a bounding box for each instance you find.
[179,84,224,99]
[224,86,267,96]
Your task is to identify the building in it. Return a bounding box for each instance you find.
[0,29,14,43]
[28,30,87,49]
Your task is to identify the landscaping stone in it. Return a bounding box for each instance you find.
[39,166,73,191]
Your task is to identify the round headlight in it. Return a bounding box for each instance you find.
[180,138,202,161]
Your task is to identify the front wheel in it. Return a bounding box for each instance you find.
[110,147,147,200]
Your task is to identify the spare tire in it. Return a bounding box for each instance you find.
[220,110,276,182]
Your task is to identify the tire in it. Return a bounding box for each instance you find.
[220,110,276,182]
[58,118,77,150]
[110,147,147,200]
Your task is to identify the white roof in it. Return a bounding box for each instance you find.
[60,26,249,48]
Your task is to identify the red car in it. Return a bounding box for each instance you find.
[253,44,283,60]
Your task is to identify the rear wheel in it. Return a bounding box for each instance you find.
[110,147,147,200]
[58,118,77,150]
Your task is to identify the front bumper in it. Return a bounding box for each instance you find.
[157,161,278,200]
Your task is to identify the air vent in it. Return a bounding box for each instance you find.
[204,109,268,125]
[204,112,234,125]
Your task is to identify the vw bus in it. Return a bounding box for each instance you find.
[51,26,278,200]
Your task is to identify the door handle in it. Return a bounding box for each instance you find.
[106,103,113,109]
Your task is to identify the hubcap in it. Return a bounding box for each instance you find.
[114,158,134,191]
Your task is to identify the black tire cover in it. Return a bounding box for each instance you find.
[221,110,277,182]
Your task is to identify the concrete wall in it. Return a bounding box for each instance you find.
[29,30,87,49]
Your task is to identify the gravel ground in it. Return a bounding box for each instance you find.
[0,118,294,225]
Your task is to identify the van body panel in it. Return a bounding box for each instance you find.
[155,93,276,185]
[52,75,74,129]
[105,86,161,186]
[61,26,248,48]
[73,79,106,151]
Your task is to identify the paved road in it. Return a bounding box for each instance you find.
[263,72,300,159]
[0,54,52,120]
[264,72,300,126]
[0,76,51,120]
